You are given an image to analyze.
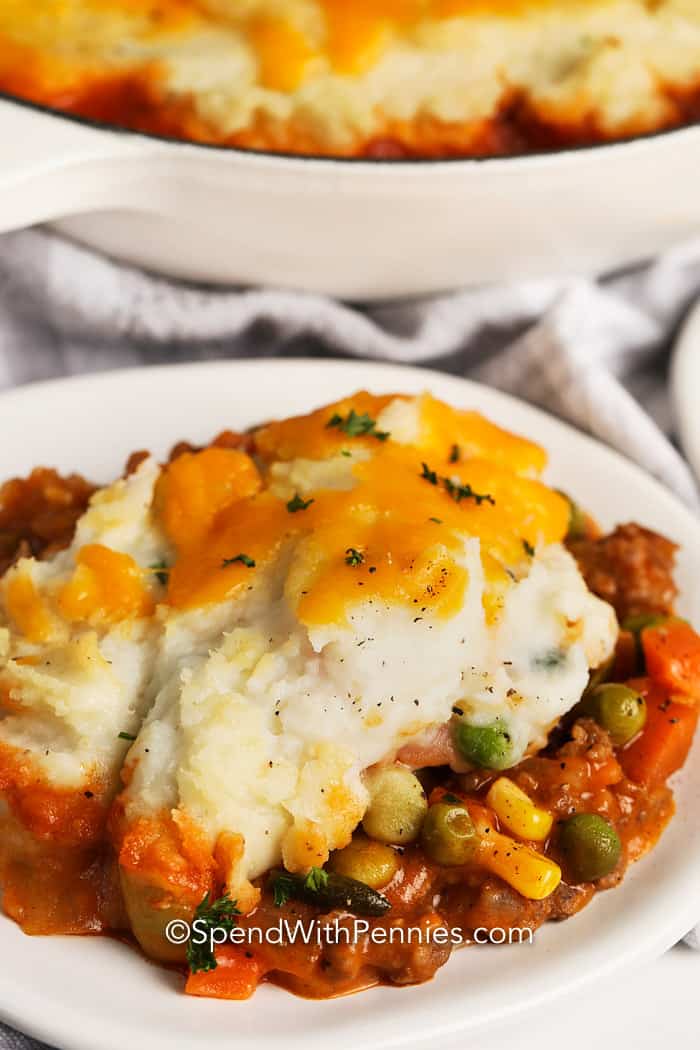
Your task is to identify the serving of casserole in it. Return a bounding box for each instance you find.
[1,1,699,158]
[1,387,697,1002]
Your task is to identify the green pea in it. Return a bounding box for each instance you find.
[328,836,399,889]
[559,813,622,882]
[588,683,647,746]
[454,719,515,770]
[556,490,587,541]
[421,802,480,866]
[362,766,428,845]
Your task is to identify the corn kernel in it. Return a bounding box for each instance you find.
[468,804,561,901]
[483,834,561,900]
[486,777,553,842]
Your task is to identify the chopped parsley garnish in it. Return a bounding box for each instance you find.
[286,492,314,513]
[118,731,136,741]
[326,410,389,441]
[421,462,438,485]
[340,449,352,457]
[420,462,495,507]
[304,866,329,893]
[271,867,329,908]
[443,477,495,506]
[429,517,443,524]
[271,871,297,907]
[522,539,535,558]
[149,561,170,585]
[272,873,298,907]
[449,444,461,464]
[345,547,364,567]
[186,892,240,974]
[222,553,256,569]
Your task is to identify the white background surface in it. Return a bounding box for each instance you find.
[435,946,697,1050]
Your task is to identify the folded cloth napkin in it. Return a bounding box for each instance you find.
[0,227,699,1050]
[0,228,698,505]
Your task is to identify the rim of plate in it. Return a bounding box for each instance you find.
[671,298,700,482]
[0,357,699,1050]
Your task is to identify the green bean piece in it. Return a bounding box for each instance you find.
[269,869,391,916]
[588,683,647,746]
[454,719,515,770]
[559,813,622,882]
[421,802,480,866]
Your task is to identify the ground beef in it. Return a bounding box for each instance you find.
[0,433,254,579]
[568,523,677,621]
[0,468,96,577]
[167,430,255,462]
[548,880,595,920]
[458,878,551,935]
[557,717,617,766]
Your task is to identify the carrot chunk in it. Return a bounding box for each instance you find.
[642,620,700,701]
[621,679,699,787]
[185,948,263,1000]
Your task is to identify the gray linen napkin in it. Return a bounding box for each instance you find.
[0,228,698,504]
[0,227,699,1049]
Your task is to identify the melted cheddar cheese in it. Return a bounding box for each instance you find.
[0,1,699,156]
[149,392,566,623]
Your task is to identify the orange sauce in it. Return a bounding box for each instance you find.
[0,742,105,846]
[116,810,215,901]
[0,739,116,934]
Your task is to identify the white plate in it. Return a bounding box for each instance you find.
[671,299,700,482]
[1,358,699,1050]
[3,98,700,297]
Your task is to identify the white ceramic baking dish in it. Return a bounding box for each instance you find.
[1,94,699,300]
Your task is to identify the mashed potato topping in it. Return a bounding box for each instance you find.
[0,392,616,925]
[0,1,699,156]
